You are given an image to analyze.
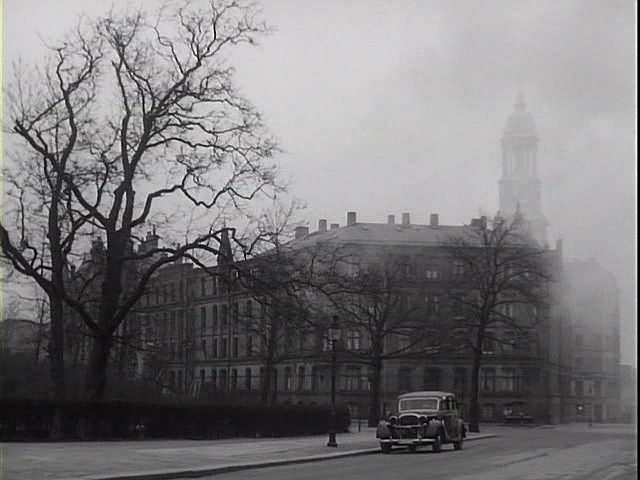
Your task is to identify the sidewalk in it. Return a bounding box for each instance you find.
[1,427,497,480]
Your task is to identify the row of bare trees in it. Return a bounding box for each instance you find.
[1,0,552,435]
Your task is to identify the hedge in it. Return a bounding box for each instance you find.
[0,398,351,441]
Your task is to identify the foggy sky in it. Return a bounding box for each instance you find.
[3,0,637,364]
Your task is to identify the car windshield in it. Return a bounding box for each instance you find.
[399,398,439,411]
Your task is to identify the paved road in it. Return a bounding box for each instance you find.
[202,425,637,480]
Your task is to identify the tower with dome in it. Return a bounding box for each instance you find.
[498,92,548,246]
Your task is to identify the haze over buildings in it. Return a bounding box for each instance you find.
[3,0,636,367]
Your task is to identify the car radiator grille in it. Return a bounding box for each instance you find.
[398,427,420,439]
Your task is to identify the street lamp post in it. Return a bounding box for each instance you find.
[327,316,341,448]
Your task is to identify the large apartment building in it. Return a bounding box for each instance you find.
[64,94,621,425]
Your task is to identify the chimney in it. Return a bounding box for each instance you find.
[294,226,309,239]
[387,215,395,225]
[330,223,340,230]
[430,213,439,227]
[401,212,411,226]
[347,211,357,226]
[318,219,327,233]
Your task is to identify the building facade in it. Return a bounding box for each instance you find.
[562,260,622,422]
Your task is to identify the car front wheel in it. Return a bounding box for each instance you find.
[454,437,463,450]
[381,443,392,454]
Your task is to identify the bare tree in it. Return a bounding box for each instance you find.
[442,216,551,432]
[317,251,444,426]
[1,1,279,399]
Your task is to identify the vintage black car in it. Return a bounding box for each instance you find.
[376,391,466,453]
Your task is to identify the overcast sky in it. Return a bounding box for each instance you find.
[3,0,637,365]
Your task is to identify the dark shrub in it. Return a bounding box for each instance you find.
[0,398,350,441]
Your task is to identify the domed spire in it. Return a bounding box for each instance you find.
[503,91,536,136]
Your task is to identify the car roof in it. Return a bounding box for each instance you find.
[397,391,455,399]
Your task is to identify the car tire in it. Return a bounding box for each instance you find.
[381,443,392,454]
[408,445,417,452]
[454,437,463,450]
[432,434,442,453]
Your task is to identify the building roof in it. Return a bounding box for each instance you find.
[287,222,470,249]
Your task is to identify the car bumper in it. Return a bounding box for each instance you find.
[380,438,436,446]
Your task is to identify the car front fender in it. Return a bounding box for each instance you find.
[376,421,391,439]
[425,419,443,437]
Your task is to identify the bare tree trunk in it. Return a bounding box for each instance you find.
[368,359,383,427]
[260,361,273,404]
[84,334,113,399]
[469,347,483,433]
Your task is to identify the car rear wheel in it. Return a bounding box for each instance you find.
[408,445,417,452]
[432,434,442,452]
[381,443,392,454]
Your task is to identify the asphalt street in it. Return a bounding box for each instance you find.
[200,425,636,480]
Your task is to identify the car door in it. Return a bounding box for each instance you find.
[443,396,458,439]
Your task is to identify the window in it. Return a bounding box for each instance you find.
[425,269,439,280]
[481,368,496,392]
[199,369,206,384]
[231,369,238,391]
[247,336,253,357]
[502,331,516,353]
[201,278,206,297]
[501,368,517,392]
[213,277,219,295]
[342,366,362,391]
[284,367,292,392]
[423,368,441,390]
[574,380,584,396]
[397,334,411,352]
[398,368,412,391]
[200,339,207,357]
[345,330,361,350]
[219,369,227,390]
[482,338,496,354]
[454,368,466,393]
[212,306,218,333]
[212,338,218,358]
[211,369,217,387]
[297,366,305,391]
[245,368,252,391]
[425,294,440,313]
[169,283,175,301]
[200,307,207,335]
[453,261,465,276]
[233,303,239,332]
[232,337,239,357]
[246,300,253,320]
[221,305,228,328]
[221,338,228,358]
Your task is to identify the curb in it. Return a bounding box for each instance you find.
[81,434,497,480]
